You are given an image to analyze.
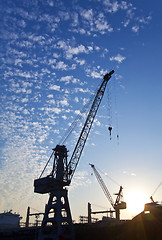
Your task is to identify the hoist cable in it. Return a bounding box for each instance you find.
[96,166,120,187]
[113,76,120,144]
[91,203,110,210]
[59,93,95,145]
[152,181,162,196]
[30,207,42,213]
[39,151,54,178]
[106,82,112,127]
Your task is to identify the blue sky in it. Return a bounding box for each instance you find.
[0,0,162,222]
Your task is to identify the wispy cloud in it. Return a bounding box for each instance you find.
[110,53,126,63]
[0,0,153,220]
[70,170,91,190]
[49,85,61,91]
[132,25,139,33]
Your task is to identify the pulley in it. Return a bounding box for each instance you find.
[108,126,112,140]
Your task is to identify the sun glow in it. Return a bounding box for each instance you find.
[126,189,149,217]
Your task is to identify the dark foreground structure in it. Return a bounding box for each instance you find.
[0,211,162,240]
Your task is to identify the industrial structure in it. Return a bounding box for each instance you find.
[25,206,44,228]
[88,202,115,223]
[0,210,22,232]
[34,71,115,240]
[89,164,126,220]
[144,181,162,219]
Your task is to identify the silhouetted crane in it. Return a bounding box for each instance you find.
[34,70,114,240]
[89,163,126,220]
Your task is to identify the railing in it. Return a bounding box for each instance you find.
[20,221,42,228]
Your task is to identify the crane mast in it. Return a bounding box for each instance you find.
[34,70,114,240]
[90,164,126,220]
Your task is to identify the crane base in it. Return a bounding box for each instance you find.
[38,188,74,240]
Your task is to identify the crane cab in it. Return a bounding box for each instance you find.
[116,201,127,210]
[34,176,70,194]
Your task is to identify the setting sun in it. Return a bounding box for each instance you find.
[126,189,149,217]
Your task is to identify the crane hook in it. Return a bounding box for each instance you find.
[108,126,112,140]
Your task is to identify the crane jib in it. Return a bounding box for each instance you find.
[67,70,114,181]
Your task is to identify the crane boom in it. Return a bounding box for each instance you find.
[90,164,114,208]
[68,70,114,181]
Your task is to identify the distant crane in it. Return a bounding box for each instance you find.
[145,182,162,216]
[34,70,114,240]
[150,181,162,203]
[89,164,126,220]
